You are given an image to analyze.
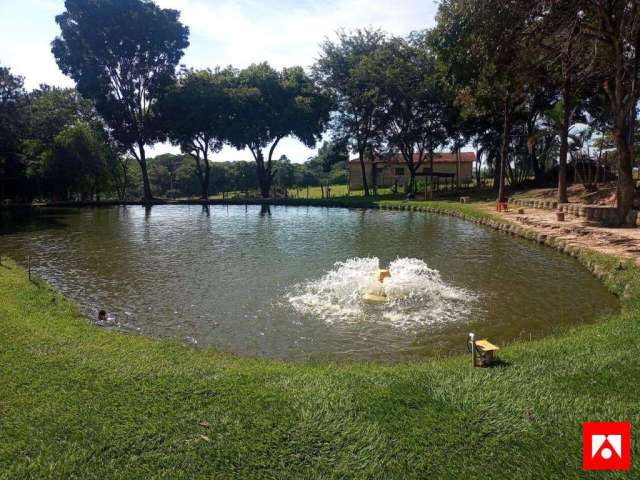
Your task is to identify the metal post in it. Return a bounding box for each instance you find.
[28,255,31,281]
[468,332,476,367]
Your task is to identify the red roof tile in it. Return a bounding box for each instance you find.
[349,152,475,165]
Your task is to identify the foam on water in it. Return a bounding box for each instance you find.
[287,257,475,329]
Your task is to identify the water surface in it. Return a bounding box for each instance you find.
[0,205,619,360]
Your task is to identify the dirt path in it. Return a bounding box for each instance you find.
[478,203,640,266]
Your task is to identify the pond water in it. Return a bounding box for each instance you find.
[0,205,619,361]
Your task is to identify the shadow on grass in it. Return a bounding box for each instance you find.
[486,358,511,369]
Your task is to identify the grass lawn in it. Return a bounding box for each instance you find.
[205,184,395,201]
[1,200,639,479]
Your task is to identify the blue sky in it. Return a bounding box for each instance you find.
[0,0,438,161]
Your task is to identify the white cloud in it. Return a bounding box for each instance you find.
[154,0,438,161]
[1,0,438,162]
[159,0,437,71]
[0,0,72,89]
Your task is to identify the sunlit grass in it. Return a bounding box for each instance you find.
[1,202,639,478]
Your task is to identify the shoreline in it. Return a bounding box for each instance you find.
[5,195,639,294]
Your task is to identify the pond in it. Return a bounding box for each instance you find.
[0,205,619,361]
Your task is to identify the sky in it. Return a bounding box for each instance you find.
[0,0,438,162]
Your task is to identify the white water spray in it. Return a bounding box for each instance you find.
[287,257,475,330]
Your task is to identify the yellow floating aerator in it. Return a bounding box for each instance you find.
[376,269,391,283]
[363,292,388,303]
[364,269,391,303]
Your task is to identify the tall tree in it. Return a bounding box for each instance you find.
[313,29,387,196]
[0,66,27,201]
[47,120,110,200]
[52,0,189,203]
[530,1,598,203]
[434,0,536,202]
[579,0,640,222]
[226,63,330,198]
[159,69,232,200]
[309,140,349,197]
[372,34,449,196]
[22,86,101,195]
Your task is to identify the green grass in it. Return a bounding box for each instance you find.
[205,184,394,201]
[1,201,640,479]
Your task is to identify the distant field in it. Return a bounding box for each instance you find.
[208,184,395,200]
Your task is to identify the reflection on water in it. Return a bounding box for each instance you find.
[0,205,619,361]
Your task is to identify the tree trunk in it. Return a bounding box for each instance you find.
[429,149,434,194]
[497,100,512,203]
[255,151,271,199]
[257,168,271,198]
[408,165,416,197]
[136,143,153,203]
[456,148,461,189]
[358,149,370,197]
[558,80,572,204]
[613,126,635,223]
[371,161,378,195]
[492,156,500,191]
[253,137,281,199]
[475,147,481,187]
[202,158,210,201]
[532,151,544,185]
[119,157,129,201]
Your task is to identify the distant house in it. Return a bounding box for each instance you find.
[348,152,475,190]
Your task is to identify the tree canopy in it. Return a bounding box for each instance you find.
[313,28,387,196]
[159,68,233,199]
[52,0,190,202]
[225,63,331,198]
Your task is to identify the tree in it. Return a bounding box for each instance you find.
[226,63,330,198]
[159,68,232,200]
[308,140,349,197]
[0,66,27,201]
[27,86,97,148]
[578,0,640,222]
[48,121,110,200]
[529,1,599,203]
[372,34,449,196]
[148,153,184,197]
[21,86,102,198]
[434,0,537,202]
[273,155,295,192]
[313,29,387,196]
[52,0,189,203]
[108,150,133,202]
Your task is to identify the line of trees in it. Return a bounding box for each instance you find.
[429,0,640,221]
[142,151,348,199]
[312,2,640,221]
[1,0,639,223]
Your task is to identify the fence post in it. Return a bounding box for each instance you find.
[28,255,31,281]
